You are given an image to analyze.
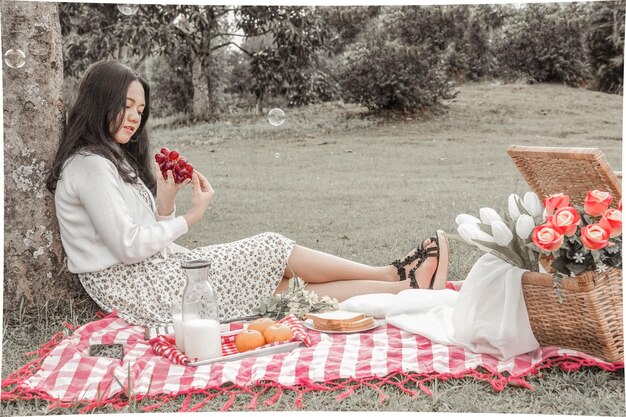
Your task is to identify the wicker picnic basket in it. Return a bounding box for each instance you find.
[507,145,623,362]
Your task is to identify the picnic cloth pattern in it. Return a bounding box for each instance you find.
[3,308,623,412]
[150,314,312,365]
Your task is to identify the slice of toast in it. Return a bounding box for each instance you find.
[311,316,375,331]
[304,310,365,326]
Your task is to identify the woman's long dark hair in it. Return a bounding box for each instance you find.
[46,60,156,195]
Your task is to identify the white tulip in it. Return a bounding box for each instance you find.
[523,192,542,217]
[457,223,479,246]
[516,214,535,240]
[455,213,481,226]
[479,207,503,225]
[491,220,514,246]
[473,228,496,252]
[507,194,522,221]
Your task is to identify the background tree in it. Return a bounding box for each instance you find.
[148,45,194,117]
[2,1,83,308]
[492,3,590,85]
[58,2,624,122]
[238,6,333,111]
[156,5,235,118]
[585,0,624,94]
[59,3,167,77]
[60,4,238,118]
[334,6,455,112]
[316,6,381,55]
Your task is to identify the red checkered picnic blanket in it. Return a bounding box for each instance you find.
[2,305,623,412]
[150,314,311,365]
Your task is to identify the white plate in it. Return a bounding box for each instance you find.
[189,341,302,366]
[303,319,385,334]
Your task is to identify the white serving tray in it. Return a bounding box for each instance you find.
[188,341,302,366]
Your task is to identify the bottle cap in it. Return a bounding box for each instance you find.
[181,259,210,269]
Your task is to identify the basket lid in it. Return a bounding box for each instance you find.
[507,145,622,207]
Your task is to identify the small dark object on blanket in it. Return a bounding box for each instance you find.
[89,343,124,360]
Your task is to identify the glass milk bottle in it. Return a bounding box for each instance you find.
[181,260,222,361]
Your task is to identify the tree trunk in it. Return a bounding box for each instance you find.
[191,56,211,119]
[3,1,85,310]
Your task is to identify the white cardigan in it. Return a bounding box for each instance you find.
[55,153,188,273]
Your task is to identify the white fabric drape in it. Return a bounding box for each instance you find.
[339,254,539,360]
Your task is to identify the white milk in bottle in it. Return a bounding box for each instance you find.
[180,259,222,362]
[182,319,222,361]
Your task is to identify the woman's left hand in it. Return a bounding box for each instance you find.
[154,162,190,216]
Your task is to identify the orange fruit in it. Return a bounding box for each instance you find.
[235,329,266,352]
[262,324,293,344]
[247,318,276,334]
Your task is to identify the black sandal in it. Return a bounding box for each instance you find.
[407,235,440,289]
[407,230,450,290]
[391,237,436,282]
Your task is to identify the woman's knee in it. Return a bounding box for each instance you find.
[257,231,289,243]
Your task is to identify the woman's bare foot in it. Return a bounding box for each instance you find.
[410,231,450,289]
[390,237,434,284]
[390,231,449,289]
[406,241,439,288]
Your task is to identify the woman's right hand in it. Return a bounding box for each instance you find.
[183,171,214,227]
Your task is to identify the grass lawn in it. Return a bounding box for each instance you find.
[2,81,624,414]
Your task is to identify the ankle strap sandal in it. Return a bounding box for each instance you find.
[407,244,439,289]
[391,236,436,282]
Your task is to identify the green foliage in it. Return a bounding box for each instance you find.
[377,5,506,83]
[148,49,193,117]
[462,5,515,80]
[203,47,236,114]
[59,4,170,77]
[316,6,381,54]
[493,3,590,86]
[239,6,334,107]
[59,3,123,76]
[585,1,625,94]
[335,22,453,112]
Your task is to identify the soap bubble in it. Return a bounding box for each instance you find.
[4,49,26,68]
[268,108,285,126]
[117,4,139,15]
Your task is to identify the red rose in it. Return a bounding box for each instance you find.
[580,224,610,250]
[599,208,622,238]
[549,207,581,236]
[532,224,564,252]
[584,190,613,217]
[544,193,570,216]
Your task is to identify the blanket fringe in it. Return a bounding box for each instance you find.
[3,357,623,413]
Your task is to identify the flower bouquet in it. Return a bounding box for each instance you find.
[253,276,339,320]
[455,191,544,272]
[529,190,622,276]
[456,190,622,277]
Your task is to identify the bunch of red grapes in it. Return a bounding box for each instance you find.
[155,147,194,183]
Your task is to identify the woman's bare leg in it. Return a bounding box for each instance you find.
[284,245,397,283]
[279,242,440,294]
[275,277,412,302]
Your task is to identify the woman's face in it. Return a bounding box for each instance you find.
[112,80,146,145]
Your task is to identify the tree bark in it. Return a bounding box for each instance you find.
[3,1,86,310]
[191,56,211,118]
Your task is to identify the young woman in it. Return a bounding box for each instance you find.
[46,60,449,327]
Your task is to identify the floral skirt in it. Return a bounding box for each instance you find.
[79,232,295,327]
